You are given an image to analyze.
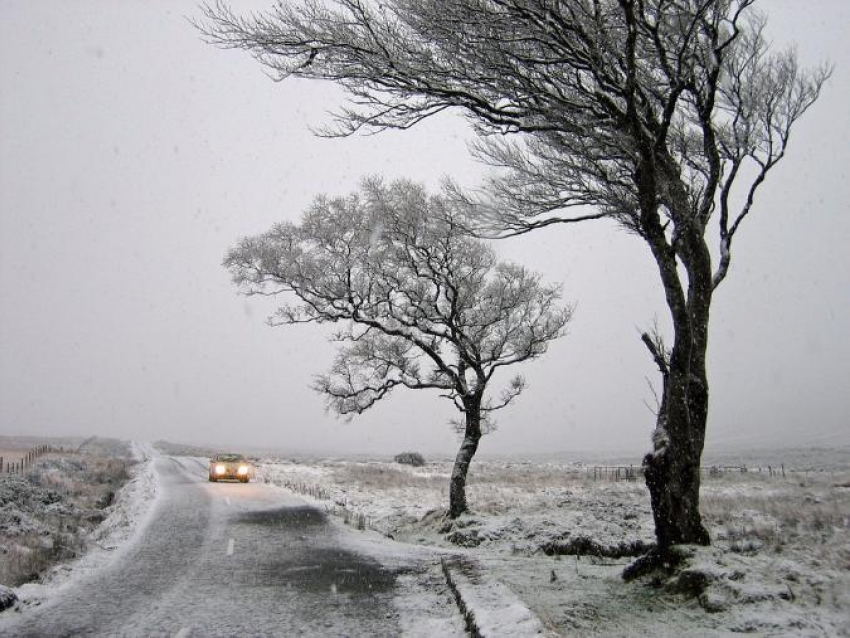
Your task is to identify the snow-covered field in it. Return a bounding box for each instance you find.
[257,452,850,636]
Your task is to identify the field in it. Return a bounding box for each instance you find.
[257,448,850,636]
[0,437,135,590]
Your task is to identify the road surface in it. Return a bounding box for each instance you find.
[2,455,463,637]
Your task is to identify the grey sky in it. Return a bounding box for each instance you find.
[1,0,848,456]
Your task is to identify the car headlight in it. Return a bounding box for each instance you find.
[237,466,248,475]
[215,465,226,475]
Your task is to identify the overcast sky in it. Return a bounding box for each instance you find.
[1,0,848,457]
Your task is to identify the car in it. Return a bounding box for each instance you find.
[208,453,255,483]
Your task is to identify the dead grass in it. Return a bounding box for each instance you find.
[700,473,850,562]
[331,462,447,491]
[0,451,133,587]
[467,462,586,488]
[0,531,87,587]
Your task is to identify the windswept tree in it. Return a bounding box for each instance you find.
[225,179,571,518]
[200,0,829,561]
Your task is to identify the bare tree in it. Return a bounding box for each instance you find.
[199,0,829,563]
[224,178,570,518]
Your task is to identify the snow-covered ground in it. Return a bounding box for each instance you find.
[257,454,850,636]
[4,443,846,635]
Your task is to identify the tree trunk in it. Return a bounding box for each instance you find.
[448,396,482,519]
[643,277,712,549]
[628,156,714,569]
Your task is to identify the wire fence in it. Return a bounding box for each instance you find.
[586,465,641,481]
[1,444,56,475]
[584,463,796,482]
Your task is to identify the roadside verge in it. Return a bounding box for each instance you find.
[5,441,160,612]
[441,557,554,637]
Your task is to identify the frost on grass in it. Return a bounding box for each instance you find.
[0,441,159,615]
[261,458,655,556]
[0,443,158,616]
[0,453,130,589]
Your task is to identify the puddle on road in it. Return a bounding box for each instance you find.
[231,506,398,597]
[235,506,327,529]
[250,549,397,595]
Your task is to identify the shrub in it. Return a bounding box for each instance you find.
[394,452,426,467]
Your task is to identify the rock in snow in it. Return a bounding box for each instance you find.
[0,585,17,612]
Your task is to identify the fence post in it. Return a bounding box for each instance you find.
[781,464,785,478]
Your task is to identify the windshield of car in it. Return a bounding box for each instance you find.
[213,453,245,463]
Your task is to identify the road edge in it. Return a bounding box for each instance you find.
[441,557,554,637]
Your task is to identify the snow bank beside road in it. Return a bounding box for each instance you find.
[87,441,160,553]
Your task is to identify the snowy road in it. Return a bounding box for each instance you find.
[4,454,462,637]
